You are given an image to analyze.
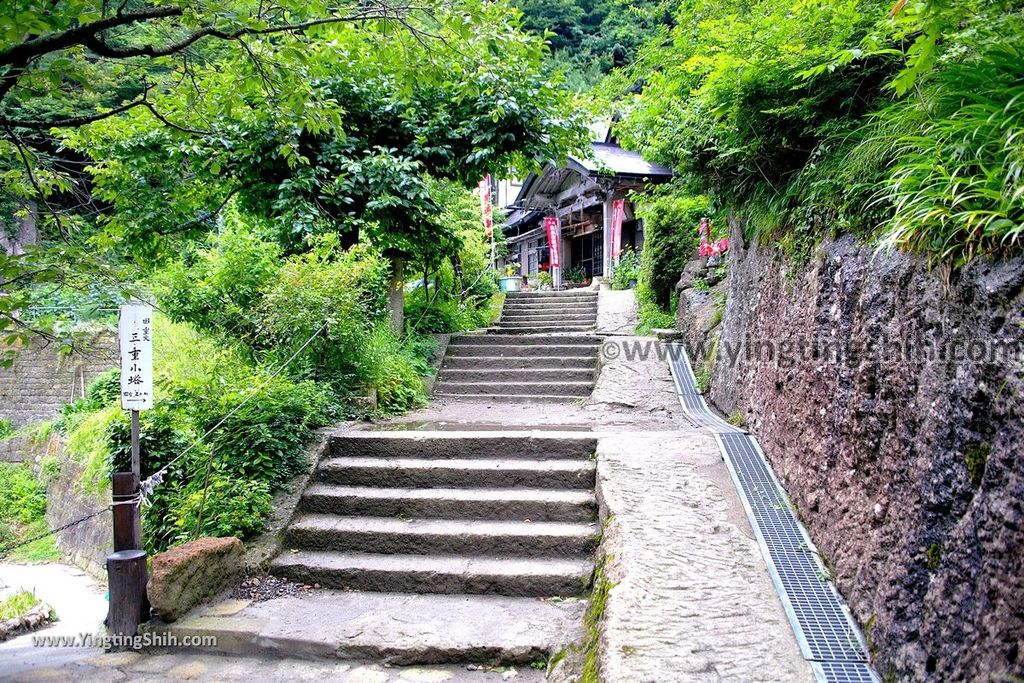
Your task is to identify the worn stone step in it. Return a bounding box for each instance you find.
[447,343,599,357]
[270,551,593,597]
[505,293,597,301]
[500,314,598,324]
[327,432,597,460]
[438,381,593,397]
[442,355,597,371]
[285,515,599,557]
[317,457,596,490]
[432,393,586,404]
[157,590,586,666]
[494,324,596,334]
[499,305,598,313]
[300,484,598,522]
[438,368,596,383]
[449,334,601,346]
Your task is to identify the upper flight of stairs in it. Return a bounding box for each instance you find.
[270,433,599,599]
[433,290,602,402]
[496,290,598,334]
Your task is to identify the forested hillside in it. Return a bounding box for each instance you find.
[531,0,1024,323]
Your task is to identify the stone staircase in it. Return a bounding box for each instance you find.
[497,290,598,334]
[433,291,602,402]
[271,433,598,599]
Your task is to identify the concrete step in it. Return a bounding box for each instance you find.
[158,590,585,666]
[442,355,597,370]
[300,484,598,522]
[285,515,599,557]
[432,393,587,404]
[450,334,601,346]
[494,325,596,334]
[438,368,596,383]
[317,457,596,490]
[505,293,597,301]
[447,343,599,357]
[500,314,598,324]
[271,551,593,597]
[327,432,597,460]
[437,381,593,397]
[499,305,598,313]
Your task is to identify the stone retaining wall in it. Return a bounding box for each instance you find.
[0,331,118,431]
[701,221,1023,681]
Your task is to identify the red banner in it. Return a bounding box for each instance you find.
[478,175,493,238]
[544,216,561,268]
[611,198,625,260]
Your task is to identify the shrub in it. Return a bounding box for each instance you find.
[257,239,389,390]
[634,189,712,307]
[635,302,676,335]
[199,378,333,489]
[611,247,641,290]
[0,420,12,439]
[152,213,282,344]
[0,464,47,525]
[170,475,273,544]
[357,325,427,414]
[404,287,499,334]
[858,34,1024,264]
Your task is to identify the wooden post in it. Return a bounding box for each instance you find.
[111,472,142,552]
[130,409,140,476]
[106,549,148,644]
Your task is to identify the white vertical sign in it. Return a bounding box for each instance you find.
[119,304,154,411]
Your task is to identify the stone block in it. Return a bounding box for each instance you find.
[148,537,243,622]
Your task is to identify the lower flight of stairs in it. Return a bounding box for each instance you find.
[270,433,599,599]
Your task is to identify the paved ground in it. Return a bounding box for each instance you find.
[8,650,542,682]
[0,562,107,673]
[4,289,813,682]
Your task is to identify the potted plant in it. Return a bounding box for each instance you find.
[499,263,522,292]
[538,270,553,291]
[564,264,588,289]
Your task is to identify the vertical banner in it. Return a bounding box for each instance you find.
[118,304,153,411]
[610,198,625,261]
[478,175,493,239]
[544,216,561,267]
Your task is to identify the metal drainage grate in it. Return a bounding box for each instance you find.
[666,343,744,433]
[813,661,881,683]
[667,344,879,683]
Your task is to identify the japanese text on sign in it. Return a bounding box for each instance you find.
[119,304,153,410]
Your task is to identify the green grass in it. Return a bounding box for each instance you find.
[635,302,675,335]
[0,590,40,621]
[581,554,615,683]
[6,519,59,563]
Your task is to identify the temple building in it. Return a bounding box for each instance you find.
[498,130,672,287]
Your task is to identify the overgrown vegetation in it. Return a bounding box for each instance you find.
[608,0,1024,267]
[0,463,58,562]
[0,590,41,621]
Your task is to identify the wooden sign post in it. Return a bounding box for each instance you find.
[108,303,153,644]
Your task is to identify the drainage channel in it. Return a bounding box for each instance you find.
[666,342,879,683]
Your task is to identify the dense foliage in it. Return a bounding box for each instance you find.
[0,462,56,562]
[609,0,1024,266]
[633,189,712,307]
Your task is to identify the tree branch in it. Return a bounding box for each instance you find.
[0,95,148,129]
[0,6,184,66]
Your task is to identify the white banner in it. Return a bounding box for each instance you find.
[119,304,154,411]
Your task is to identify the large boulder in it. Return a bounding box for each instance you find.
[148,537,243,622]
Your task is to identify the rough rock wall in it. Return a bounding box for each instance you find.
[45,441,112,580]
[0,332,117,430]
[707,219,1023,681]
